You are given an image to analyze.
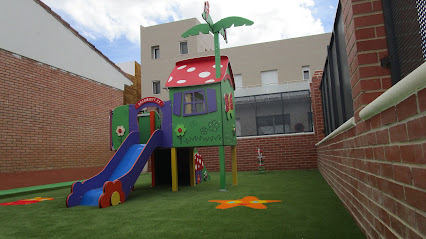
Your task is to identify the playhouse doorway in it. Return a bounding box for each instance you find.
[137,107,162,144]
[154,148,191,187]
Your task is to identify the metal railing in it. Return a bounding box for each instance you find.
[320,3,353,136]
[383,0,426,84]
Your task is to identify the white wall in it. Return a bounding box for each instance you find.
[116,61,136,76]
[0,0,132,90]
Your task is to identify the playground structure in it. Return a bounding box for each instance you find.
[66,56,238,208]
[66,1,252,208]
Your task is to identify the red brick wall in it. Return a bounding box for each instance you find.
[197,133,318,172]
[0,49,123,189]
[342,0,391,121]
[311,71,326,142]
[317,88,425,239]
[315,1,426,238]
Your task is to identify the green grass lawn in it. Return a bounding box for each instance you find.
[0,170,365,239]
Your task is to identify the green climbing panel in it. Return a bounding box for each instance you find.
[111,105,129,150]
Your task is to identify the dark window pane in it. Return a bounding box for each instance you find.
[194,92,204,101]
[180,42,188,54]
[303,70,310,79]
[195,103,205,112]
[153,81,160,94]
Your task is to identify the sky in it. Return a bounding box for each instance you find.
[43,0,338,65]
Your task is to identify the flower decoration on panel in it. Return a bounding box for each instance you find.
[116,125,126,136]
[175,124,187,137]
[99,180,126,208]
[224,93,234,120]
[208,120,220,132]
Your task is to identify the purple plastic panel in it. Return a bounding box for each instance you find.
[173,92,182,116]
[206,88,217,113]
[110,109,113,150]
[161,101,173,147]
[119,130,163,197]
[128,101,173,148]
[66,132,140,207]
[128,105,139,133]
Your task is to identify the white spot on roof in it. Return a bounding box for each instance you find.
[168,76,173,82]
[177,80,187,84]
[199,72,211,78]
[205,79,215,83]
[187,67,196,72]
[177,65,187,70]
[212,65,223,68]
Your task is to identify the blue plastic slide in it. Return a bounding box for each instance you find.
[66,130,162,207]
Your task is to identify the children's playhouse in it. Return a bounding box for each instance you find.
[66,55,238,208]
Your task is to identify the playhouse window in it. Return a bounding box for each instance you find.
[183,90,207,116]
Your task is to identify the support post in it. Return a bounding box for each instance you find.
[231,146,237,186]
[150,111,156,187]
[189,148,195,187]
[214,32,221,78]
[171,147,178,192]
[219,145,226,190]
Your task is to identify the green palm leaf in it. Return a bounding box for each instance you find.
[181,24,212,38]
[212,16,254,32]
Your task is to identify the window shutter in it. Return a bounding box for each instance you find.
[173,92,182,116]
[206,89,217,113]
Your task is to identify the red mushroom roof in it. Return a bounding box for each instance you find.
[165,55,234,89]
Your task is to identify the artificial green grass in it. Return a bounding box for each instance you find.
[0,170,365,239]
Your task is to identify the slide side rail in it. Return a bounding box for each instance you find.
[66,132,140,207]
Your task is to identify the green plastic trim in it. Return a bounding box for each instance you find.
[181,24,211,37]
[212,16,254,32]
[0,180,78,196]
[219,145,226,190]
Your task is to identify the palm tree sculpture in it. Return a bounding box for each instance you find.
[182,1,254,78]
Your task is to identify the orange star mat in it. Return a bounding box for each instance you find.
[0,197,54,206]
[209,196,281,209]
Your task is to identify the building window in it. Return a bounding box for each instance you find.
[180,42,188,54]
[183,90,207,116]
[235,90,312,137]
[236,118,241,136]
[152,81,160,94]
[234,74,243,89]
[261,70,278,86]
[152,46,160,59]
[302,66,310,80]
[257,114,290,135]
